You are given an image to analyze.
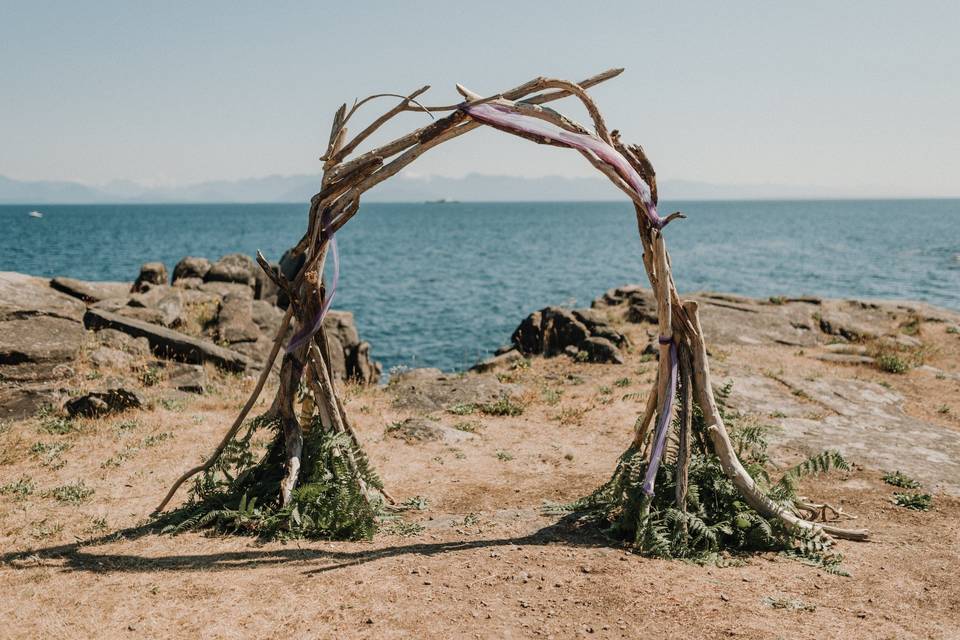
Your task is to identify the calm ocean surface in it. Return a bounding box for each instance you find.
[3,200,958,372]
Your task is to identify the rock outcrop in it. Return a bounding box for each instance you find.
[510,306,626,364]
[131,262,168,293]
[83,308,253,372]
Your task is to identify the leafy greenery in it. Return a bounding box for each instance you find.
[157,414,383,540]
[892,492,932,511]
[478,397,525,416]
[0,476,35,500]
[882,470,921,489]
[553,385,849,572]
[48,481,94,504]
[876,353,910,374]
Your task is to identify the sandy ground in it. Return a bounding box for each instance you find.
[1,316,959,639]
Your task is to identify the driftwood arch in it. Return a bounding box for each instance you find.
[155,68,867,543]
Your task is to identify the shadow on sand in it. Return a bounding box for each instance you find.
[0,515,614,576]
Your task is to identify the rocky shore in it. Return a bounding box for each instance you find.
[3,275,960,637]
[0,254,381,420]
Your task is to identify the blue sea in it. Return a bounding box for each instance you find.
[3,200,958,372]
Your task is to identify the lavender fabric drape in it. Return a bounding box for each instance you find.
[461,102,670,229]
[641,337,678,496]
[285,214,340,354]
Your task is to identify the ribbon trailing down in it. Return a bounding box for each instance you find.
[285,211,340,354]
[461,102,673,230]
[641,336,679,496]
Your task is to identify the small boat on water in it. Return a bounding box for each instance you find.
[28,210,44,218]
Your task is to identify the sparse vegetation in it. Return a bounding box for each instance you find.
[30,441,71,469]
[478,397,524,417]
[48,481,95,504]
[876,353,910,374]
[0,475,35,500]
[883,470,922,489]
[495,450,514,461]
[892,492,932,511]
[555,406,587,426]
[614,377,631,387]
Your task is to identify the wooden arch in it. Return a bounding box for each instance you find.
[155,68,867,542]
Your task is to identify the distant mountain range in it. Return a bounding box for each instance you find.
[0,172,901,204]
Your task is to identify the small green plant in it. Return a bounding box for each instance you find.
[39,414,78,435]
[542,388,563,405]
[447,402,476,416]
[48,481,95,504]
[160,398,185,412]
[892,492,932,511]
[946,325,959,335]
[140,365,163,387]
[0,475,35,500]
[382,519,425,537]
[113,419,140,432]
[495,450,514,461]
[398,495,429,511]
[937,404,951,415]
[876,353,910,374]
[768,296,786,305]
[143,432,174,447]
[30,441,71,469]
[882,470,921,489]
[614,377,631,388]
[597,385,612,396]
[478,397,524,417]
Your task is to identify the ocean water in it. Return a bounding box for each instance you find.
[3,200,958,372]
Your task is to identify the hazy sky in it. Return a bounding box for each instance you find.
[1,1,958,195]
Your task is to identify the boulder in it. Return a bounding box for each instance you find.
[65,387,143,418]
[0,316,85,381]
[129,286,186,328]
[49,277,130,303]
[83,308,253,372]
[217,293,261,344]
[199,281,254,300]
[579,337,625,364]
[172,256,211,283]
[0,386,62,421]
[205,253,256,287]
[324,311,380,384]
[251,300,285,335]
[95,328,151,356]
[88,346,135,370]
[471,349,525,373]
[164,362,206,394]
[510,306,626,363]
[0,272,85,322]
[131,262,168,292]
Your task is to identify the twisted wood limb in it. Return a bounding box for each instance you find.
[152,307,293,513]
[684,300,869,541]
[675,343,693,511]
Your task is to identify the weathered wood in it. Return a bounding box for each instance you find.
[675,343,693,510]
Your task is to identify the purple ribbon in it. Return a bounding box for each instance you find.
[461,102,671,229]
[641,336,678,496]
[285,213,340,354]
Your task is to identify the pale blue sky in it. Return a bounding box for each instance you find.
[1,1,958,195]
